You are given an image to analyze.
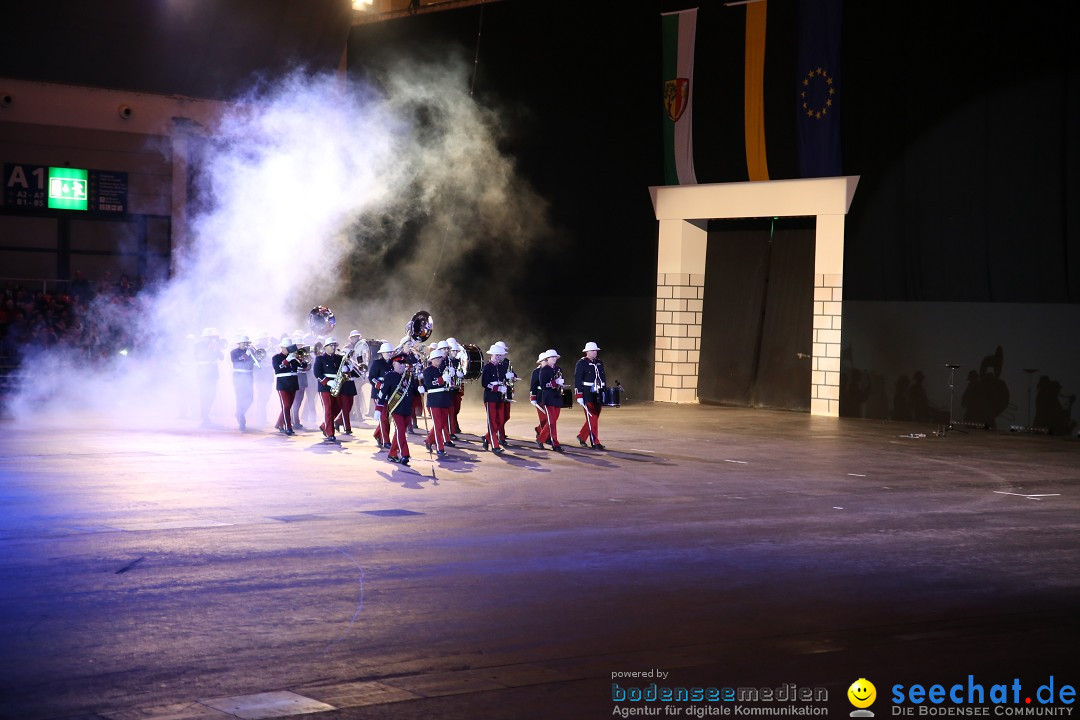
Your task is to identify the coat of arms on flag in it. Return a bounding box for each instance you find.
[664,78,690,122]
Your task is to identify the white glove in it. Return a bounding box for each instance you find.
[327,379,339,391]
[373,410,381,424]
[443,370,454,383]
[577,397,586,407]
[286,353,297,362]
[456,368,465,378]
[417,386,426,394]
[555,377,565,386]
[506,371,516,381]
[498,385,507,394]
[531,400,540,408]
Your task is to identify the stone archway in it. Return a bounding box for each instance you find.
[649,176,860,417]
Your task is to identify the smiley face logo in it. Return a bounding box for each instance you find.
[848,678,877,709]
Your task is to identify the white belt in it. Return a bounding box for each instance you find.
[233,369,253,373]
[427,387,449,394]
[583,381,595,386]
[275,372,298,377]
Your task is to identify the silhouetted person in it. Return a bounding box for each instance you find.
[909,370,933,423]
[1034,375,1077,436]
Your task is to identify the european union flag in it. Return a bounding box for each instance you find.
[796,0,842,178]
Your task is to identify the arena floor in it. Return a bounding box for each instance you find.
[0,401,1077,720]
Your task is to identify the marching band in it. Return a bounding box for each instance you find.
[188,307,622,464]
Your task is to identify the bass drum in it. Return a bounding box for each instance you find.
[599,386,621,408]
[461,343,484,380]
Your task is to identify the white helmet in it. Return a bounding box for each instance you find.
[279,337,293,347]
[436,340,449,350]
[236,334,251,344]
[487,344,504,355]
[544,348,561,360]
[378,341,394,354]
[429,348,446,360]
[494,341,509,352]
[349,329,362,339]
[582,341,601,352]
[446,337,460,349]
[536,352,547,364]
[323,336,339,348]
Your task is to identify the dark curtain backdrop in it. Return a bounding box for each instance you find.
[698,218,814,410]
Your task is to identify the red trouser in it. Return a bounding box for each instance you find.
[537,405,561,446]
[451,388,463,433]
[337,395,353,432]
[577,401,601,444]
[483,402,508,449]
[319,391,340,438]
[389,413,411,458]
[426,406,451,451]
[276,390,295,432]
[373,403,390,445]
[534,404,548,438]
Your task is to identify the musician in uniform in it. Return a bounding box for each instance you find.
[492,340,516,447]
[377,354,414,466]
[574,341,607,450]
[446,337,466,438]
[272,337,301,435]
[481,344,511,454]
[291,329,311,430]
[345,330,368,424]
[529,351,547,443]
[194,327,223,428]
[536,349,566,451]
[296,328,318,429]
[229,334,258,431]
[313,337,343,443]
[368,341,395,448]
[335,337,361,436]
[421,348,454,457]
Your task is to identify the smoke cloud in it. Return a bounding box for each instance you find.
[7,56,555,427]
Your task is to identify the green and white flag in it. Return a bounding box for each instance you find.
[661,8,698,186]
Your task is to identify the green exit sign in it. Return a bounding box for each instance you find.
[47,167,88,210]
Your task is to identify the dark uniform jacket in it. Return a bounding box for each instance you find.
[574,357,606,403]
[481,361,509,403]
[230,347,256,378]
[378,369,415,416]
[272,352,301,392]
[368,357,391,402]
[422,364,453,409]
[538,365,565,407]
[313,352,343,393]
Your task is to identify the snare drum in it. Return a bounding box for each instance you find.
[599,386,621,407]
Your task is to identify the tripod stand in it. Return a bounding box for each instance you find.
[939,363,967,436]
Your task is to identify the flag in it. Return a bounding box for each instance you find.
[796,0,843,177]
[661,8,698,185]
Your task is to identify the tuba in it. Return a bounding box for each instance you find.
[308,305,336,335]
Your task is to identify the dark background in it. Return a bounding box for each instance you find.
[3,0,1078,418]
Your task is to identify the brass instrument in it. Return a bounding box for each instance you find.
[386,365,414,413]
[504,359,517,402]
[308,305,336,335]
[329,349,351,398]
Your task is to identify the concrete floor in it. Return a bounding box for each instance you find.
[0,401,1077,720]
